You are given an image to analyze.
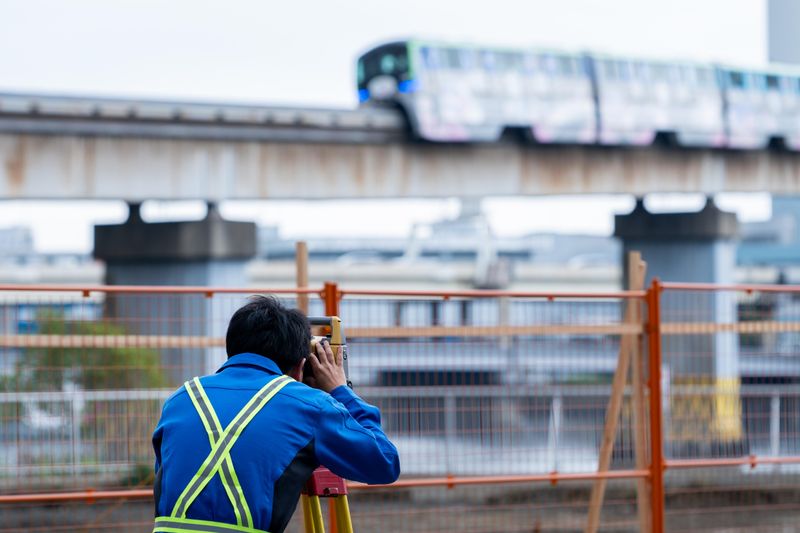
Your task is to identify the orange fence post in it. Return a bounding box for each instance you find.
[321,281,341,532]
[323,281,340,316]
[646,278,665,533]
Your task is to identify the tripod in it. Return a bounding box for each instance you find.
[302,317,353,533]
[301,467,353,533]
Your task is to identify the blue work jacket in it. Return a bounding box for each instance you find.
[153,353,400,533]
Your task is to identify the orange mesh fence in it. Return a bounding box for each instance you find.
[0,284,650,532]
[659,283,800,532]
[336,290,648,532]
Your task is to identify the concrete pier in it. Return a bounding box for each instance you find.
[615,199,743,456]
[94,203,256,381]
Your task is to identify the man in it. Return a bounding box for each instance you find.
[152,296,400,533]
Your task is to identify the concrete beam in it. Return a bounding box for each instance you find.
[3,133,800,200]
[94,203,255,261]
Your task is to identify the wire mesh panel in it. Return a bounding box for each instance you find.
[660,284,800,532]
[0,287,323,495]
[0,285,648,532]
[338,291,647,533]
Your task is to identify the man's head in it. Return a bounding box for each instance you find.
[225,296,311,373]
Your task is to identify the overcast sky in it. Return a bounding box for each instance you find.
[0,0,773,252]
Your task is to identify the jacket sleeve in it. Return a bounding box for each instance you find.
[313,385,400,485]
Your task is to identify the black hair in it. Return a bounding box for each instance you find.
[225,296,311,373]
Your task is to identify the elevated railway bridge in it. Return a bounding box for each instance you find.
[1,92,800,200]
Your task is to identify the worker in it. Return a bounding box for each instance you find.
[152,296,400,533]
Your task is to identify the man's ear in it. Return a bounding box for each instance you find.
[287,358,305,381]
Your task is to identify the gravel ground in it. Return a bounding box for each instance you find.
[3,483,800,532]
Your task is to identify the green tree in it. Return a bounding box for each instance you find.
[16,310,167,391]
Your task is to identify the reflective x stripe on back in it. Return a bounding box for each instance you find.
[185,377,253,528]
[156,374,293,533]
[153,516,270,533]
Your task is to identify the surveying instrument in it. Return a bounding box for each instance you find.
[302,316,353,533]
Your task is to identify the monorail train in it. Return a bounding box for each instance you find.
[356,39,800,150]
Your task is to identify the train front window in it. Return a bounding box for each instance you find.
[357,43,410,95]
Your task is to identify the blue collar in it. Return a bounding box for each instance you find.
[218,353,283,375]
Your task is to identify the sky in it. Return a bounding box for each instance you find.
[0,0,774,252]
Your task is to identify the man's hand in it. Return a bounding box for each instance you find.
[306,339,346,393]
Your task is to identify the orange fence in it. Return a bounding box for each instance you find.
[0,281,799,532]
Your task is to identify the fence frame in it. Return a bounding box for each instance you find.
[3,279,800,532]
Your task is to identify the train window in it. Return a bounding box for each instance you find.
[381,54,397,74]
[602,61,617,79]
[766,74,780,90]
[679,66,695,84]
[728,71,745,88]
[482,50,497,70]
[459,49,477,70]
[358,52,385,88]
[495,52,516,71]
[558,56,574,76]
[650,65,668,81]
[420,47,438,69]
[696,68,713,86]
[541,55,558,74]
[445,48,461,69]
[380,52,408,77]
[357,61,365,85]
[523,54,538,73]
[633,62,648,80]
[618,61,632,81]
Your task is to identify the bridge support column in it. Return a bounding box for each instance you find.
[615,198,743,457]
[93,203,257,381]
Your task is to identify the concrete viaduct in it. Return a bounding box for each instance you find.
[2,92,800,200]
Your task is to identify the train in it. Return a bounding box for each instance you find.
[356,39,800,150]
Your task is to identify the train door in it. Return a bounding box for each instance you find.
[675,66,725,147]
[436,47,474,127]
[544,55,595,143]
[725,70,768,149]
[479,49,506,132]
[597,58,654,145]
[521,52,541,125]
[453,48,486,128]
[763,73,782,137]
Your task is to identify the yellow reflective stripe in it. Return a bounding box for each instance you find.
[192,378,254,527]
[224,456,253,527]
[153,515,270,533]
[171,375,293,519]
[184,379,250,527]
